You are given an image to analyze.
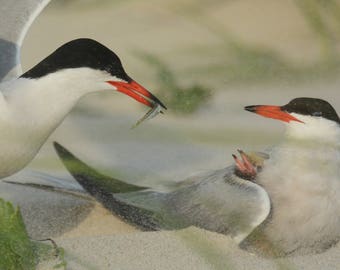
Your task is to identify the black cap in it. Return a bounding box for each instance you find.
[281,97,340,124]
[21,38,131,82]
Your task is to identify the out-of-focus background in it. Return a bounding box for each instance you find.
[22,0,340,185]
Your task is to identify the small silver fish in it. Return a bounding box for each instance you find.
[133,103,164,128]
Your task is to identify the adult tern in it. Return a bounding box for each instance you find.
[0,0,165,178]
[53,97,340,257]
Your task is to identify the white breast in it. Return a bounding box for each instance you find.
[257,121,340,254]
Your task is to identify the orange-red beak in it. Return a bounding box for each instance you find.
[107,80,166,110]
[245,105,304,123]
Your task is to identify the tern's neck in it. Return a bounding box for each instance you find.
[0,68,110,129]
[284,115,340,148]
[259,115,340,187]
[260,116,340,191]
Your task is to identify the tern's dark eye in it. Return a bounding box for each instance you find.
[312,112,322,117]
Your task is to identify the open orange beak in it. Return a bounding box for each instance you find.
[245,105,304,123]
[107,80,166,110]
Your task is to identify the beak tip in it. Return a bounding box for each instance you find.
[244,105,257,113]
[160,103,167,110]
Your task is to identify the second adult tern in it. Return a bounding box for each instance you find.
[53,97,340,257]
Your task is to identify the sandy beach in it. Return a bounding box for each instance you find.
[53,228,340,270]
[2,0,340,269]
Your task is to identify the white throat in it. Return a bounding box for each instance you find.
[285,114,340,146]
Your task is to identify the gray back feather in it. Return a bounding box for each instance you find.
[0,0,50,82]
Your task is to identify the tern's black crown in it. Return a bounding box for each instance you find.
[281,97,340,124]
[21,38,131,81]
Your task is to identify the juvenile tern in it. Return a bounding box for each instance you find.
[0,1,165,178]
[53,97,340,257]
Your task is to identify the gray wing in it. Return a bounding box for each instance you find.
[116,168,271,243]
[54,142,271,241]
[0,0,50,82]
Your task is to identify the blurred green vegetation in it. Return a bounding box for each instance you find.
[0,198,66,269]
[0,199,36,270]
[135,52,211,114]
